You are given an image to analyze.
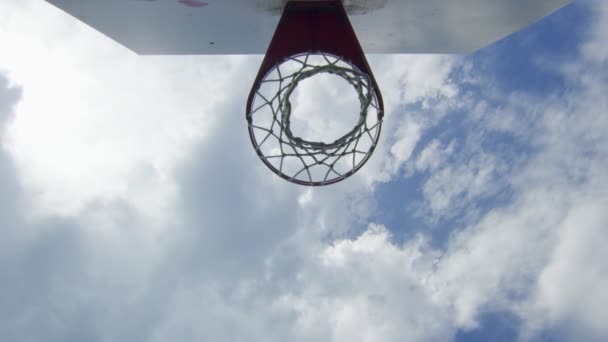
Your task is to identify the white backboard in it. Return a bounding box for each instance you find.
[44,0,571,54]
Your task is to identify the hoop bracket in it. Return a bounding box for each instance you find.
[247,0,384,116]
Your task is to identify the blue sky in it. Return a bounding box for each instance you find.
[1,1,607,341]
[375,1,590,245]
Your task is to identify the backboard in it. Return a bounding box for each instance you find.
[44,0,570,55]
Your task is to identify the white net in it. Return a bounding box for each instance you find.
[247,52,383,186]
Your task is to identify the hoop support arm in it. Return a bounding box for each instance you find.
[246,0,384,118]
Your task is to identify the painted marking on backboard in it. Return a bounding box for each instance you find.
[178,0,209,8]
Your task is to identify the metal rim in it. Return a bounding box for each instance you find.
[247,52,383,186]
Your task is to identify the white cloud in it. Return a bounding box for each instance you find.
[1,1,608,342]
[387,117,422,172]
[415,139,447,172]
[361,54,460,184]
[0,0,259,218]
[529,203,608,336]
[418,139,509,221]
[274,225,453,342]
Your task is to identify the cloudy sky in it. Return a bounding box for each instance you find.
[1,0,607,341]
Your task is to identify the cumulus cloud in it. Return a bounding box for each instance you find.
[0,72,24,250]
[362,54,460,183]
[0,0,260,218]
[1,1,607,342]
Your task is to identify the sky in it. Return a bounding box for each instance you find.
[1,0,607,341]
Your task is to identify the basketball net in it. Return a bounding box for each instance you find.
[246,1,384,186]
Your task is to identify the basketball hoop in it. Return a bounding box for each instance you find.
[247,51,382,186]
[246,0,384,186]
